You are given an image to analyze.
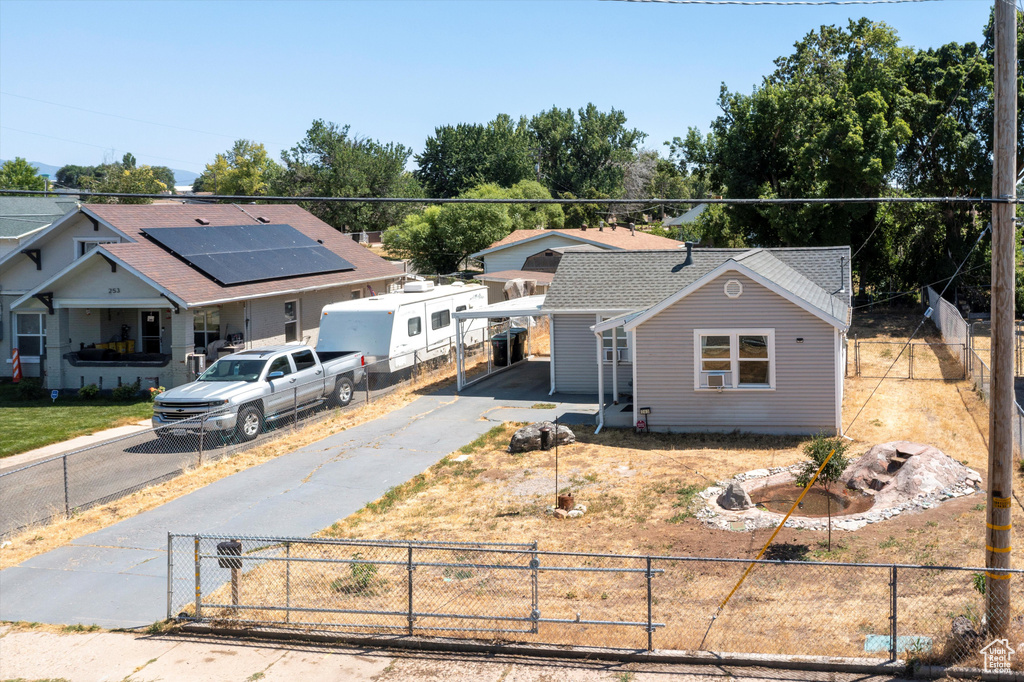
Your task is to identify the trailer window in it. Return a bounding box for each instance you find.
[431,310,451,330]
[408,316,422,336]
[455,305,467,312]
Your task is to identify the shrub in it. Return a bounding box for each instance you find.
[15,378,44,400]
[78,384,100,400]
[111,380,141,401]
[146,386,166,402]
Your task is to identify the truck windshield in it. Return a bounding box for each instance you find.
[198,358,266,382]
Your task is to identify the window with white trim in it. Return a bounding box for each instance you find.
[601,326,630,363]
[284,300,299,343]
[74,237,118,259]
[694,329,774,389]
[15,312,46,359]
[193,308,220,352]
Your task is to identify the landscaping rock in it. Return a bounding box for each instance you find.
[509,422,576,453]
[567,509,584,518]
[842,441,982,510]
[950,615,983,655]
[718,482,753,511]
[552,508,569,520]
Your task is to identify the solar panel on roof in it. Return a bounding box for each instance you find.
[142,224,354,286]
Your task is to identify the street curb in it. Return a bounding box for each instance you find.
[178,624,910,675]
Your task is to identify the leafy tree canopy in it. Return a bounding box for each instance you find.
[415,114,535,198]
[277,120,423,232]
[0,157,45,191]
[84,157,167,204]
[194,139,282,195]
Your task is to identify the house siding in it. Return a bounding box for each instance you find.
[634,273,837,434]
[552,314,633,395]
[484,235,603,273]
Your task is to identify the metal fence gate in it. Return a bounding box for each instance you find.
[851,340,966,380]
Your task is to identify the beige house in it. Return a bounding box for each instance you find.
[0,203,402,391]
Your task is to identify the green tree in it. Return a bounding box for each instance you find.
[193,139,282,195]
[383,184,519,274]
[278,120,423,232]
[415,114,535,198]
[85,163,167,204]
[681,19,912,284]
[530,104,646,198]
[0,157,45,190]
[55,164,98,188]
[794,433,852,551]
[150,166,177,193]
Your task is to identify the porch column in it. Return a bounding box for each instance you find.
[611,325,619,404]
[169,308,194,388]
[595,316,604,427]
[43,308,70,390]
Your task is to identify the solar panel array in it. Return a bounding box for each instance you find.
[142,224,355,286]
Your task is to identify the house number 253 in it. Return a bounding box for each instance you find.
[108,288,120,294]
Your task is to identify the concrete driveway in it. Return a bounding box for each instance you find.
[0,360,597,629]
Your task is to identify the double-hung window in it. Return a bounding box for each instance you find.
[694,329,774,389]
[284,301,299,343]
[602,327,630,363]
[14,313,46,359]
[193,309,221,352]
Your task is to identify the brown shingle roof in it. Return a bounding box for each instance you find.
[86,204,402,306]
[482,228,683,253]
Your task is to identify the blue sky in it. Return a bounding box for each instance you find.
[0,0,996,178]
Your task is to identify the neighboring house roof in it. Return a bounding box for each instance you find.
[476,270,556,285]
[662,203,707,227]
[0,196,79,239]
[12,204,402,308]
[543,246,851,327]
[471,228,683,258]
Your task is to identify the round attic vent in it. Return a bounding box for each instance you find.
[724,279,743,298]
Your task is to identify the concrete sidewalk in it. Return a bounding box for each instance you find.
[0,626,916,682]
[1,418,153,472]
[0,360,598,629]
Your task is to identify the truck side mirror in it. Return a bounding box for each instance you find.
[267,371,284,379]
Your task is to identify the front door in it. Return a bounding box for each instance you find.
[140,310,161,353]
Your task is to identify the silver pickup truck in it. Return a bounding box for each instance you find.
[152,345,364,442]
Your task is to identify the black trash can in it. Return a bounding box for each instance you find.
[491,327,528,366]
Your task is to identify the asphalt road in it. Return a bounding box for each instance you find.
[0,360,598,628]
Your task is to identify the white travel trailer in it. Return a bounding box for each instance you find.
[317,281,489,373]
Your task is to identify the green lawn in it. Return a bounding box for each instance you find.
[0,383,153,458]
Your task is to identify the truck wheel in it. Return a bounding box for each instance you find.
[236,406,263,442]
[332,376,354,407]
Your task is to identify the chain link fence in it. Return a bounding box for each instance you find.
[0,342,497,539]
[851,341,966,380]
[167,534,1024,670]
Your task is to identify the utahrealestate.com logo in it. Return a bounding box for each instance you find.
[981,639,1016,672]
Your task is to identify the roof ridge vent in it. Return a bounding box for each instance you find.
[195,218,210,225]
[256,216,270,224]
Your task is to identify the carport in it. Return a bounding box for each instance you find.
[453,295,547,390]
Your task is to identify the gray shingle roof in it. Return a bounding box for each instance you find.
[543,246,851,324]
[0,197,78,238]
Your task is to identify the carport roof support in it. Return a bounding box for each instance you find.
[454,295,547,391]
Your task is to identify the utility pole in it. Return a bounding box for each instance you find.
[987,0,1016,637]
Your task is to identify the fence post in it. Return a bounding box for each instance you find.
[194,536,202,620]
[167,533,173,619]
[530,542,539,634]
[407,545,414,636]
[62,454,70,518]
[285,541,291,624]
[646,556,654,652]
[198,417,205,466]
[909,343,914,380]
[855,337,860,376]
[889,565,898,662]
[293,387,298,432]
[365,367,371,405]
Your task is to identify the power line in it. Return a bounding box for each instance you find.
[604,0,963,6]
[0,92,286,145]
[0,188,1012,205]
[0,126,205,169]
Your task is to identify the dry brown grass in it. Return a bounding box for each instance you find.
[0,364,471,571]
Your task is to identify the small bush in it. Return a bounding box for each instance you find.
[78,384,100,400]
[111,380,142,401]
[147,385,166,402]
[15,378,44,400]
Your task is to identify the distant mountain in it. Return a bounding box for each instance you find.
[1,159,200,188]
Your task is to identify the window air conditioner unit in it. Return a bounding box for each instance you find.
[604,347,629,362]
[706,373,727,388]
